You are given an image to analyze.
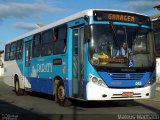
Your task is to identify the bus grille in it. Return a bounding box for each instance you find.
[109,73,144,80]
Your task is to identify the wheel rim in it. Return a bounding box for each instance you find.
[58,85,65,101]
[15,81,19,92]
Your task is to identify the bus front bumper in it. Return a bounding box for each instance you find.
[86,82,156,100]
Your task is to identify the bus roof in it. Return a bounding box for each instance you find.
[6,9,149,44]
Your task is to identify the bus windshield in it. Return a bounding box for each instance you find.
[155,31,160,56]
[153,19,160,57]
[89,24,154,68]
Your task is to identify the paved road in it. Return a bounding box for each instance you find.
[0,78,160,120]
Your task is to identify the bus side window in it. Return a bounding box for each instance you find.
[5,44,11,61]
[41,29,53,56]
[32,33,41,57]
[53,25,67,54]
[10,42,17,60]
[16,40,23,60]
[155,32,160,57]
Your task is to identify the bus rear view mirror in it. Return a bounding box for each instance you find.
[84,25,91,41]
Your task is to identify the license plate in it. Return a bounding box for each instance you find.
[122,92,134,97]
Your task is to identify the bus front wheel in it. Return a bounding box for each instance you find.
[15,78,24,96]
[56,81,71,106]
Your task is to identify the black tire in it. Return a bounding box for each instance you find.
[15,79,24,96]
[56,81,72,106]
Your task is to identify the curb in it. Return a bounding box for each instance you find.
[143,99,160,102]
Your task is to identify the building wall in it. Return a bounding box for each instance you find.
[0,68,4,77]
[0,53,4,77]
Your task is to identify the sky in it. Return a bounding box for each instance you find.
[0,0,160,50]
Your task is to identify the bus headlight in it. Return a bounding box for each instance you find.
[88,74,107,87]
[92,77,98,83]
[145,77,156,86]
[98,80,103,85]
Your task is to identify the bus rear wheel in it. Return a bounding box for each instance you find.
[15,79,24,96]
[56,81,71,106]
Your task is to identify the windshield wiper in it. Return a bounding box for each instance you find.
[109,22,119,47]
[123,26,127,43]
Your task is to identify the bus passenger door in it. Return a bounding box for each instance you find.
[72,27,84,98]
[24,41,32,78]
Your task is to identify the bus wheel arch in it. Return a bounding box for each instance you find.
[53,76,62,96]
[53,76,71,106]
[14,74,24,96]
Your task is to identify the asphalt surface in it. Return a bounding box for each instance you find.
[0,78,160,120]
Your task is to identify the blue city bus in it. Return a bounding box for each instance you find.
[153,17,160,83]
[4,9,156,106]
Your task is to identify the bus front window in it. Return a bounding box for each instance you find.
[89,24,154,68]
[155,32,160,57]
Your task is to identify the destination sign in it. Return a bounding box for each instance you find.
[107,14,135,22]
[93,11,151,26]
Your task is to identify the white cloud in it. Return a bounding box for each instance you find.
[128,1,160,13]
[13,22,37,30]
[0,0,65,20]
[123,0,160,13]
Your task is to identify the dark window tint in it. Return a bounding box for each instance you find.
[53,25,67,54]
[10,42,17,60]
[42,29,53,56]
[5,44,10,61]
[32,34,41,57]
[16,40,23,60]
[155,32,160,57]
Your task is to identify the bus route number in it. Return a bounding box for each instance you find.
[135,82,142,86]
